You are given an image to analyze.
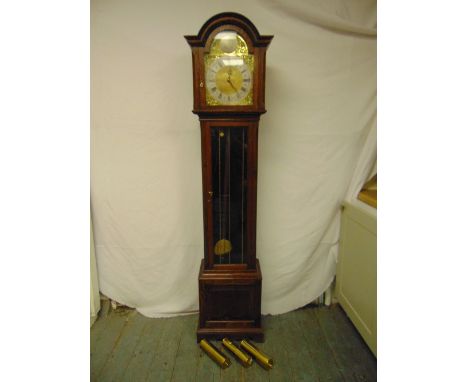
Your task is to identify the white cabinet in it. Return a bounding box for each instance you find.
[336,200,377,356]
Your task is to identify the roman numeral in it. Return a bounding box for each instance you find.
[241,87,246,92]
[243,78,250,83]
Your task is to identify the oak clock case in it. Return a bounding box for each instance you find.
[185,13,273,342]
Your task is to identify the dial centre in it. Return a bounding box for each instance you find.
[215,66,243,95]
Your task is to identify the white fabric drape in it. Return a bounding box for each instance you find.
[91,0,376,317]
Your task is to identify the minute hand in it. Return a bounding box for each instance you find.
[227,78,237,92]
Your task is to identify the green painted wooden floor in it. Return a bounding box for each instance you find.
[91,304,376,381]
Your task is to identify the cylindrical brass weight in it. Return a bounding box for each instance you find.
[199,339,231,369]
[240,339,274,370]
[222,338,253,367]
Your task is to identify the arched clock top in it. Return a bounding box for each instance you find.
[184,12,273,48]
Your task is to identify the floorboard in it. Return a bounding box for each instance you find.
[260,314,293,382]
[170,315,200,382]
[91,304,376,382]
[144,313,186,381]
[98,312,149,382]
[316,305,377,382]
[285,309,323,382]
[194,340,221,382]
[91,310,129,381]
[120,314,169,381]
[299,307,345,382]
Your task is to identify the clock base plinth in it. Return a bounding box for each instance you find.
[197,259,264,343]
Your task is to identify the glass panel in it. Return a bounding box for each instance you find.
[211,127,248,264]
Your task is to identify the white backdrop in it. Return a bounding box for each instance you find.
[91,0,376,317]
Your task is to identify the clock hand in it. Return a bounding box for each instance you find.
[227,78,237,92]
[226,68,237,89]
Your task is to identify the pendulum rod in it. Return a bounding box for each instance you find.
[241,128,244,264]
[218,130,222,263]
[214,128,232,261]
[228,128,231,264]
[221,129,231,262]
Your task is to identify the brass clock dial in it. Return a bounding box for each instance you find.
[206,57,252,105]
[204,31,254,106]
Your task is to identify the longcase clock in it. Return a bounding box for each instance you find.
[185,13,273,342]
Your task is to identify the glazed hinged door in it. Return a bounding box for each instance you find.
[201,121,258,269]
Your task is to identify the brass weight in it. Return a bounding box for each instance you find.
[240,339,274,370]
[199,339,231,369]
[222,338,253,367]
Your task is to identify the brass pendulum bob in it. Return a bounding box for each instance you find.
[214,238,232,255]
[240,339,274,370]
[222,338,253,367]
[199,339,231,369]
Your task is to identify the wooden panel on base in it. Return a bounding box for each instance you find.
[197,259,264,342]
